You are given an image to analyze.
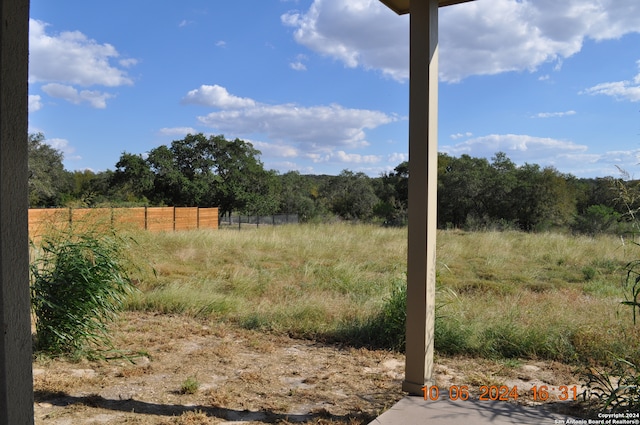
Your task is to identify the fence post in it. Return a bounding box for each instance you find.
[144,206,148,230]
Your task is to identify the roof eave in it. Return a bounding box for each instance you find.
[379,0,476,15]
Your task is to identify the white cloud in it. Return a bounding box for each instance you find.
[215,40,227,48]
[534,110,577,118]
[290,61,307,71]
[333,151,381,164]
[387,152,407,164]
[29,19,134,87]
[45,137,81,161]
[191,85,396,151]
[29,95,43,113]
[282,0,408,81]
[442,133,588,162]
[290,55,308,71]
[182,85,256,109]
[158,127,199,137]
[283,0,640,83]
[438,133,640,177]
[250,140,299,158]
[198,103,394,150]
[119,58,138,68]
[581,63,640,102]
[41,83,113,109]
[451,132,473,139]
[181,85,397,173]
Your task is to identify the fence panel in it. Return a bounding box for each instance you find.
[28,207,219,238]
[28,208,70,240]
[174,207,198,231]
[113,207,146,230]
[146,207,175,232]
[198,208,219,230]
[71,208,113,233]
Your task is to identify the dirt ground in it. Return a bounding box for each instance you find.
[33,312,589,424]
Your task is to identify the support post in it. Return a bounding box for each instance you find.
[402,0,439,395]
[0,0,35,423]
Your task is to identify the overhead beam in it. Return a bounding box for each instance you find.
[379,0,475,15]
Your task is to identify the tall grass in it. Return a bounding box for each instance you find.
[122,224,639,366]
[31,226,137,355]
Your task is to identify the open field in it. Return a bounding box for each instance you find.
[32,224,640,423]
[124,224,640,366]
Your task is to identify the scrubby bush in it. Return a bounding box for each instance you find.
[30,228,136,355]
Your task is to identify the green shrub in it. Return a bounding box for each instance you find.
[572,204,621,236]
[30,229,136,355]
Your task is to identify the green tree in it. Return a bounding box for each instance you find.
[115,134,276,217]
[512,164,576,231]
[278,171,319,220]
[112,153,154,203]
[28,133,71,207]
[206,135,277,217]
[485,152,518,224]
[146,144,194,206]
[322,170,379,220]
[67,170,115,207]
[375,161,408,225]
[438,154,492,228]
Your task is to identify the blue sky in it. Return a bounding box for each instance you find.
[28,0,640,178]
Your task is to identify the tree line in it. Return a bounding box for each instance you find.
[29,132,639,234]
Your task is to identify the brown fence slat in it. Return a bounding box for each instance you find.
[146,207,176,232]
[198,208,219,230]
[112,207,146,230]
[174,207,198,231]
[71,208,113,233]
[28,208,70,240]
[29,207,219,236]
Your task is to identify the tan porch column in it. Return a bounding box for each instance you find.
[402,0,439,395]
[0,0,34,423]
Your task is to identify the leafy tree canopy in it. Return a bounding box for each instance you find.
[28,133,71,207]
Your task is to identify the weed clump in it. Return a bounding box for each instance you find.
[30,228,137,356]
[180,376,200,394]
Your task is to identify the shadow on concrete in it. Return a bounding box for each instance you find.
[35,390,376,423]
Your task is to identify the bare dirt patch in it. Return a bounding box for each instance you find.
[33,312,586,424]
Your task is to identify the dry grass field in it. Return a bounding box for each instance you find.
[32,224,640,423]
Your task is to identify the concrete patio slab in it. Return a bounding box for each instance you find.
[368,395,577,425]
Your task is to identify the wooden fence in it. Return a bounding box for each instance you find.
[28,207,218,239]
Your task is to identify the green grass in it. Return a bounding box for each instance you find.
[122,224,640,366]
